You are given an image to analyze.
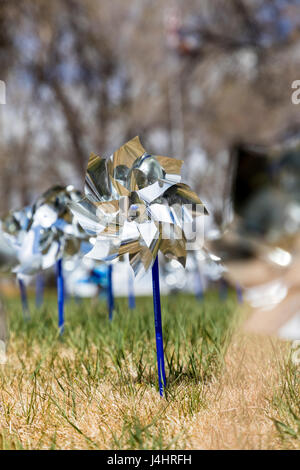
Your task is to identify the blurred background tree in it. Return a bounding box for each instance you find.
[0,0,300,221]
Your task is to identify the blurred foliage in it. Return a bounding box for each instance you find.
[0,0,300,216]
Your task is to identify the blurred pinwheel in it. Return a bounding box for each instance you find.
[212,143,300,340]
[2,185,88,276]
[28,185,89,271]
[1,205,33,268]
[0,220,19,273]
[161,249,224,300]
[1,205,35,318]
[30,185,93,331]
[63,256,108,299]
[1,185,91,329]
[70,136,208,395]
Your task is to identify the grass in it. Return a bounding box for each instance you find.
[271,345,300,448]
[0,290,237,449]
[0,289,298,449]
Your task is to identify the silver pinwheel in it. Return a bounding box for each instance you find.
[70,136,208,395]
[69,136,207,277]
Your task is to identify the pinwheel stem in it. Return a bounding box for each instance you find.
[128,267,136,310]
[56,259,64,334]
[236,283,243,303]
[219,278,228,300]
[194,268,204,301]
[107,264,114,321]
[152,257,167,396]
[18,277,30,320]
[35,273,44,308]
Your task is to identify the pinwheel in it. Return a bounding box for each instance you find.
[213,228,300,339]
[219,142,300,338]
[2,185,91,330]
[35,186,114,322]
[191,249,225,300]
[237,240,300,340]
[30,185,94,332]
[69,136,208,395]
[0,224,17,351]
[0,221,19,273]
[63,256,108,299]
[1,206,34,319]
[160,249,223,301]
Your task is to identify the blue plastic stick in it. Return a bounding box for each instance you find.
[128,268,136,309]
[219,278,228,300]
[194,269,204,301]
[18,277,30,320]
[236,283,243,303]
[56,259,64,334]
[35,273,44,308]
[152,257,166,396]
[107,264,114,321]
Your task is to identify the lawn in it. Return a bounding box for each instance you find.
[0,291,298,450]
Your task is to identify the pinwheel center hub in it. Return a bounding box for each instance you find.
[128,204,140,221]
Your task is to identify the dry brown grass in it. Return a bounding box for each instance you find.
[0,332,293,450]
[0,294,298,450]
[187,333,292,449]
